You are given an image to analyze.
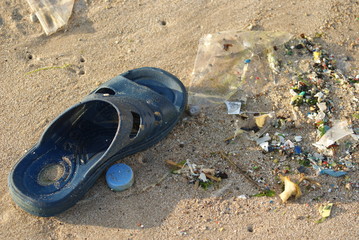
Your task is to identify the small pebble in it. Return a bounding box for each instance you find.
[247,225,253,232]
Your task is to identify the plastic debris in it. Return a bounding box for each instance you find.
[319,169,347,177]
[316,203,333,223]
[279,174,302,203]
[224,101,242,114]
[26,0,75,35]
[198,172,208,182]
[166,159,222,189]
[106,163,134,191]
[294,146,302,155]
[294,136,303,142]
[237,194,249,199]
[189,31,293,105]
[259,142,269,152]
[256,133,271,145]
[314,121,356,150]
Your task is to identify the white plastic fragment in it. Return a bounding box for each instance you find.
[284,140,295,148]
[314,92,325,102]
[314,121,356,150]
[26,0,75,35]
[290,89,298,96]
[294,136,303,142]
[237,194,249,199]
[198,172,208,182]
[317,102,327,112]
[259,142,269,151]
[224,101,242,114]
[186,159,199,176]
[256,133,271,145]
[315,111,326,121]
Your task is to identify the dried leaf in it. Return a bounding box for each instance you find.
[279,174,302,203]
[254,114,270,128]
[315,203,333,223]
[252,190,276,197]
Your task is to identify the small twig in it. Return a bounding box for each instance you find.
[166,160,185,168]
[219,151,263,190]
[224,135,236,143]
[142,172,170,192]
[204,173,221,182]
[298,173,321,187]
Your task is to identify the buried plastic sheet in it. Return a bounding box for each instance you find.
[27,0,74,35]
[189,31,293,105]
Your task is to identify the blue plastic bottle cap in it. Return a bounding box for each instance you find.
[106,163,134,191]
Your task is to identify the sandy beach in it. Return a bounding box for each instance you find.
[1,0,359,239]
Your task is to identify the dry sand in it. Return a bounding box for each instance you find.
[1,0,359,239]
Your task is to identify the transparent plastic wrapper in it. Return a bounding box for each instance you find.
[27,0,75,35]
[189,31,293,105]
[314,120,358,150]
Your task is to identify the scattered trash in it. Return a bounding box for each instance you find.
[278,174,302,203]
[315,203,333,223]
[189,31,293,105]
[166,159,223,189]
[26,0,75,35]
[185,32,358,208]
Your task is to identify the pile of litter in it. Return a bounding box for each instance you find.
[186,31,359,203]
[166,160,228,189]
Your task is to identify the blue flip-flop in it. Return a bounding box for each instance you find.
[8,67,187,217]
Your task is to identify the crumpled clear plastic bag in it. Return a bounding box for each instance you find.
[314,120,357,150]
[189,31,293,105]
[27,0,74,35]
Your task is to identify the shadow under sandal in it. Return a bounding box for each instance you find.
[8,67,187,217]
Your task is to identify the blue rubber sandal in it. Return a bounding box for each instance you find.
[8,67,187,217]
